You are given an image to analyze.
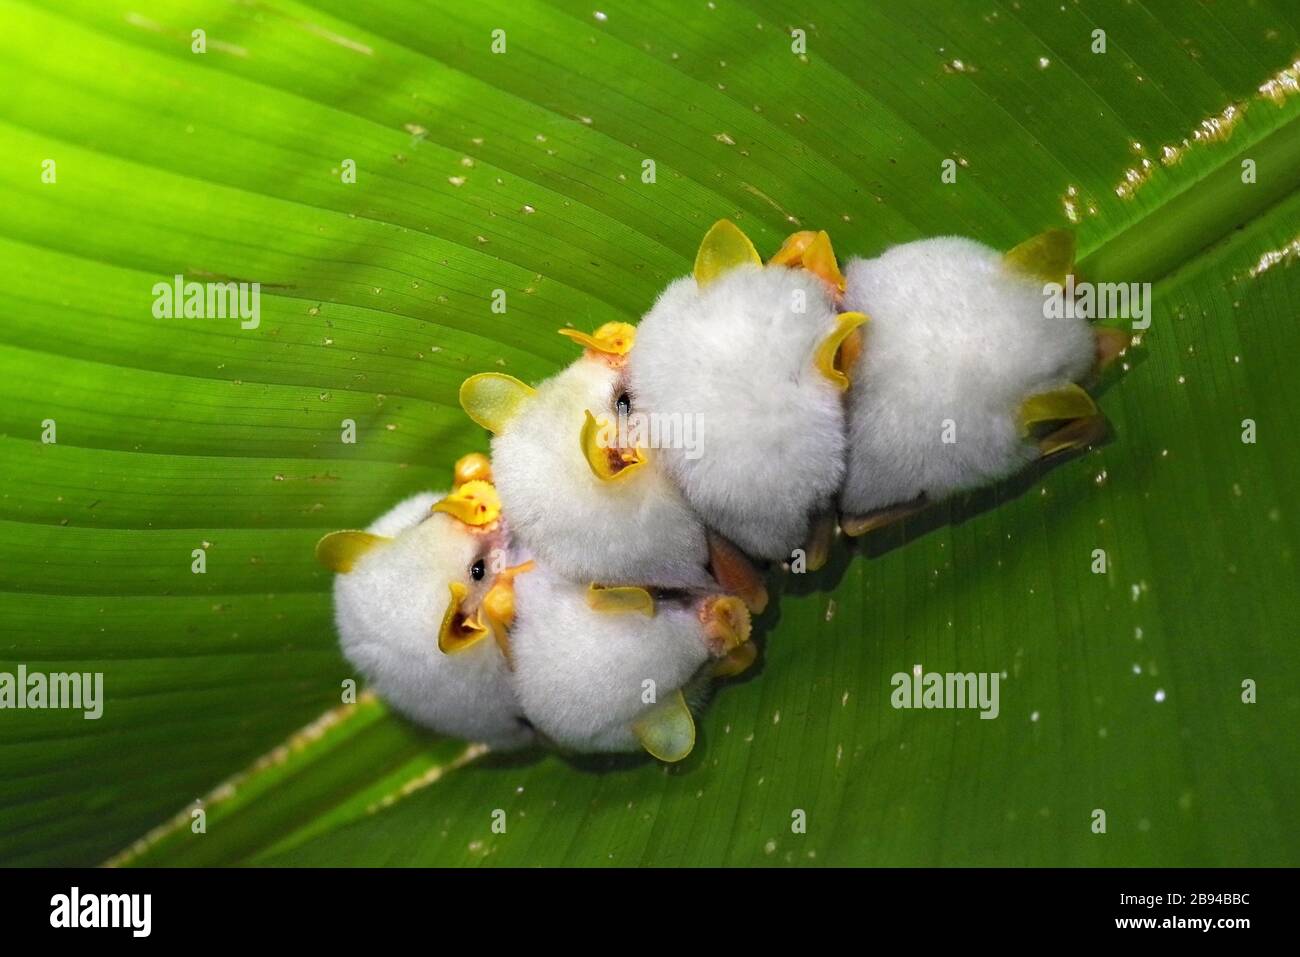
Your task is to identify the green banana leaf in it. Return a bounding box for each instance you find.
[1,0,1297,867]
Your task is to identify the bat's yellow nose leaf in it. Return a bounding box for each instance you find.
[580,409,647,482]
[701,595,752,654]
[431,480,501,527]
[438,581,491,654]
[557,321,637,357]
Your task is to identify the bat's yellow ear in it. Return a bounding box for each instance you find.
[770,229,846,293]
[315,530,390,573]
[1017,383,1104,456]
[459,373,536,434]
[694,219,761,287]
[814,311,869,391]
[585,583,656,616]
[632,690,696,762]
[1017,383,1097,437]
[1004,228,1076,284]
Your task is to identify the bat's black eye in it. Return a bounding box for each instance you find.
[471,559,486,581]
[615,392,632,416]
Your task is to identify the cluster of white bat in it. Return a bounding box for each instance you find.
[316,221,1127,762]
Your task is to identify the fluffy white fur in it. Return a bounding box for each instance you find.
[333,492,533,749]
[509,569,713,752]
[630,265,847,559]
[491,357,713,589]
[840,237,1096,515]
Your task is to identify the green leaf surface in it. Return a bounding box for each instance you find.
[1,0,1297,866]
